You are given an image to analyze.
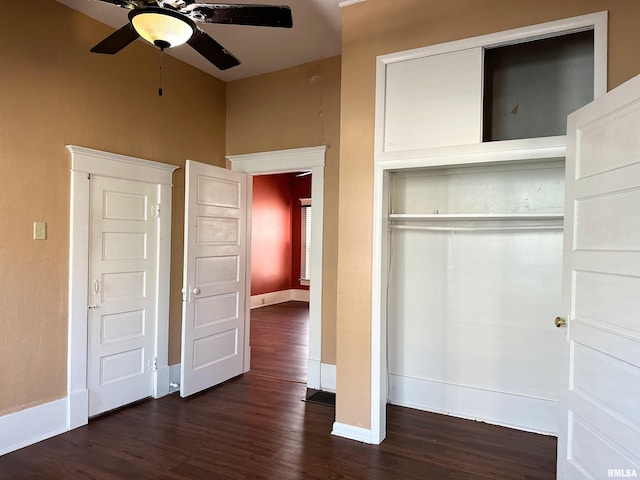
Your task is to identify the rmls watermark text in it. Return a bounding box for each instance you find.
[608,469,638,478]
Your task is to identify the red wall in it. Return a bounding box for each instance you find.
[290,174,311,290]
[251,173,311,296]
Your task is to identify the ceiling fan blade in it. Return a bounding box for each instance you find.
[94,0,146,8]
[187,28,240,70]
[183,4,293,28]
[91,23,140,54]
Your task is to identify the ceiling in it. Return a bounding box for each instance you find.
[56,0,345,82]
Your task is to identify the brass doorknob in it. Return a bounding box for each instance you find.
[554,316,567,328]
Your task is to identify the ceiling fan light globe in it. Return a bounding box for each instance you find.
[129,9,195,49]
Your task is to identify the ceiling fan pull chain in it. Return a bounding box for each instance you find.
[158,47,164,97]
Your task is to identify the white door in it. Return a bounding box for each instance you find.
[180,160,249,397]
[88,176,158,416]
[557,74,640,478]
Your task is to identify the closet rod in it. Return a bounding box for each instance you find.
[390,224,563,232]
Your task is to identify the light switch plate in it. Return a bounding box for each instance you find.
[33,221,46,240]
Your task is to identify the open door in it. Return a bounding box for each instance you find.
[180,160,249,397]
[557,74,640,477]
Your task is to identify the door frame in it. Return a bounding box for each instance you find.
[227,146,326,389]
[66,145,177,429]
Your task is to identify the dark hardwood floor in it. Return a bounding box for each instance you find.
[0,301,557,479]
[249,301,309,384]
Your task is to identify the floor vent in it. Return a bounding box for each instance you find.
[304,390,336,407]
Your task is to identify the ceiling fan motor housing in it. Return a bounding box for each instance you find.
[129,6,196,49]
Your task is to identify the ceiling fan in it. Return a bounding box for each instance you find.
[90,1,293,71]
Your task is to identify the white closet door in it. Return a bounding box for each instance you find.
[87,176,158,416]
[557,74,640,478]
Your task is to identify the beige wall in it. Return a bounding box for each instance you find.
[0,1,226,415]
[337,0,640,429]
[226,56,341,364]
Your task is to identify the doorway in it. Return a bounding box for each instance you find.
[227,146,326,390]
[249,171,311,383]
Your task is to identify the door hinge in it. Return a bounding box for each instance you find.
[151,203,161,218]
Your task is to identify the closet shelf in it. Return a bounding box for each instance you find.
[389,213,564,221]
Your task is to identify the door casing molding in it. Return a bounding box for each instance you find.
[66,145,177,428]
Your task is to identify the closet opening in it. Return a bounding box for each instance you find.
[386,159,565,434]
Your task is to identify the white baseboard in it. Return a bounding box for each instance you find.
[0,398,70,456]
[306,360,336,392]
[389,374,558,435]
[290,289,310,302]
[307,358,321,389]
[332,422,374,444]
[68,389,89,430]
[250,289,310,309]
[320,363,336,392]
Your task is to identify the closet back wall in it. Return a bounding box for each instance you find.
[388,162,565,434]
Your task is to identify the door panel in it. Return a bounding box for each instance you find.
[181,160,248,397]
[88,176,158,416]
[558,74,640,478]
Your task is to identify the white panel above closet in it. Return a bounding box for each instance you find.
[383,48,483,152]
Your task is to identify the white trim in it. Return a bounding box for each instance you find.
[376,12,607,70]
[66,145,178,183]
[251,290,291,309]
[243,175,253,373]
[154,180,174,399]
[307,358,321,389]
[154,364,171,398]
[339,0,367,7]
[375,136,567,168]
[68,389,89,430]
[378,10,608,64]
[332,422,375,444]
[66,145,177,429]
[228,146,326,392]
[370,13,607,445]
[290,289,310,302]
[370,164,389,445]
[320,363,336,392]
[0,398,69,456]
[227,146,326,174]
[389,375,558,436]
[250,289,310,309]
